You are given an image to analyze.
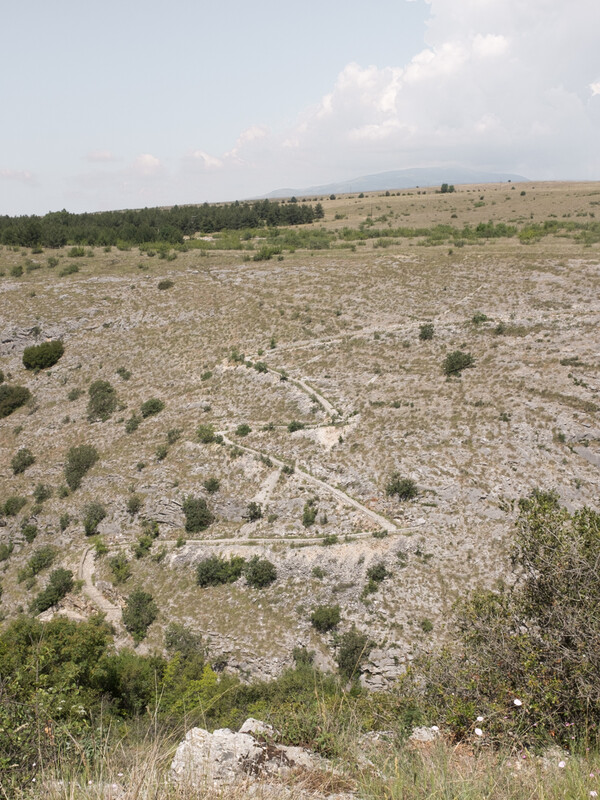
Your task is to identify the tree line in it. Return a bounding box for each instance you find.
[0,199,325,248]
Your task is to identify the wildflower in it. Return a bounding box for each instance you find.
[475,728,483,737]
[431,725,439,732]
[513,698,522,706]
[558,761,566,769]
[477,716,484,722]
[590,792,597,798]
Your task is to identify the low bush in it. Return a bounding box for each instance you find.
[126,494,143,516]
[419,323,434,340]
[303,499,318,527]
[122,588,158,642]
[235,423,251,437]
[58,263,79,276]
[0,384,31,417]
[109,553,132,584]
[87,379,117,422]
[22,340,64,370]
[197,423,216,443]
[245,501,262,521]
[64,444,99,490]
[443,350,474,376]
[386,473,418,501]
[183,496,213,532]
[83,501,107,536]
[336,627,373,680]
[288,420,305,432]
[196,555,246,587]
[157,279,174,290]
[4,496,27,516]
[140,398,164,418]
[203,476,220,493]
[29,568,74,614]
[32,483,52,504]
[18,545,57,583]
[244,555,277,588]
[11,447,35,475]
[311,604,341,632]
[0,542,14,562]
[125,413,141,433]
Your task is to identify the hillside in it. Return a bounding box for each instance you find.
[1,179,599,685]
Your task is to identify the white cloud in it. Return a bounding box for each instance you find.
[86,150,116,163]
[132,153,163,177]
[189,150,223,169]
[591,82,600,96]
[0,168,35,184]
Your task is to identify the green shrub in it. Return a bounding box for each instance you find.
[109,553,132,584]
[140,398,164,418]
[32,483,52,504]
[197,423,216,443]
[386,473,418,501]
[11,447,35,475]
[125,413,141,433]
[64,444,99,490]
[245,501,262,521]
[83,501,107,536]
[11,264,23,277]
[235,423,251,437]
[47,256,59,268]
[167,428,182,445]
[116,367,131,380]
[420,618,433,632]
[68,246,85,257]
[122,588,158,642]
[18,546,57,583]
[336,627,373,680]
[87,379,117,422]
[59,263,79,276]
[201,370,212,381]
[0,384,31,417]
[471,312,489,325]
[21,523,38,543]
[157,279,174,290]
[22,340,64,370]
[127,494,143,516]
[310,604,341,632]
[253,361,268,373]
[59,513,70,531]
[321,534,338,546]
[442,350,474,376]
[155,444,168,461]
[302,499,318,527]
[244,556,277,588]
[419,323,434,340]
[29,568,74,614]
[165,622,205,660]
[183,496,213,533]
[4,496,27,516]
[67,387,83,401]
[203,477,220,493]
[0,542,14,562]
[196,555,246,587]
[288,420,305,432]
[363,562,390,595]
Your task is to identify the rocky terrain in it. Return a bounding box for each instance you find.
[1,181,599,685]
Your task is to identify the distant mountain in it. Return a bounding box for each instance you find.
[265,167,529,198]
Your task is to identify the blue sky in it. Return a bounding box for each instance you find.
[1,0,599,215]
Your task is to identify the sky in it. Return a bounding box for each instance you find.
[1,0,599,216]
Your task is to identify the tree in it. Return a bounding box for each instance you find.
[29,568,74,614]
[244,556,276,588]
[122,588,158,643]
[336,627,372,680]
[442,350,474,376]
[183,496,213,533]
[311,604,341,632]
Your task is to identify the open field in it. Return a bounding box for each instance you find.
[1,180,600,683]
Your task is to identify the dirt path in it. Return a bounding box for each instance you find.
[252,466,282,506]
[78,547,122,625]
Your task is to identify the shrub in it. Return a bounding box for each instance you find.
[59,513,70,531]
[47,256,59,268]
[336,627,373,680]
[10,264,23,277]
[196,555,246,587]
[125,413,141,433]
[83,501,107,536]
[140,398,164,418]
[386,473,418,501]
[87,379,117,422]
[22,523,38,543]
[253,361,268,373]
[116,367,131,381]
[64,444,99,490]
[67,387,83,401]
[183,496,213,533]
[442,350,474,376]
[109,553,132,584]
[197,423,216,443]
[157,279,174,290]
[167,428,182,444]
[11,447,35,475]
[363,562,390,595]
[0,542,14,562]
[245,501,262,522]
[29,568,74,614]
[244,556,277,588]
[302,500,318,527]
[235,423,251,437]
[59,263,79,276]
[420,618,433,632]
[155,445,168,461]
[4,496,27,516]
[288,420,305,432]
[68,246,85,257]
[419,323,434,340]
[22,340,64,370]
[203,477,220,493]
[471,312,488,325]
[0,369,3,384]
[122,588,158,643]
[33,483,52,504]
[310,604,341,632]
[165,622,205,659]
[18,546,57,582]
[0,384,31,417]
[127,494,143,516]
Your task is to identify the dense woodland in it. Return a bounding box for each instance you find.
[0,199,325,247]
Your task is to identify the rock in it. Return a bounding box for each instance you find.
[170,719,326,787]
[410,726,440,743]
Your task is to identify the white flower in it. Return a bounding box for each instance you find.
[431,725,439,732]
[513,698,523,706]
[589,791,597,798]
[477,716,484,722]
[558,761,566,769]
[475,728,483,737]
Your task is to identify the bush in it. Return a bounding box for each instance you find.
[385,473,418,501]
[157,279,174,290]
[183,496,213,533]
[29,568,74,614]
[33,483,52,504]
[245,501,262,522]
[18,545,56,582]
[58,263,79,276]
[64,444,99,490]
[67,387,83,401]
[310,604,341,632]
[109,553,132,584]
[87,379,117,422]
[4,496,27,516]
[11,447,35,475]
[165,622,205,659]
[197,423,216,443]
[0,542,14,562]
[21,523,38,543]
[122,588,158,643]
[125,413,141,433]
[127,494,143,516]
[442,350,474,376]
[288,420,305,432]
[196,555,246,587]
[235,423,251,437]
[336,627,373,680]
[471,312,488,325]
[68,246,85,257]
[140,398,164,418]
[83,501,107,535]
[0,384,31,417]
[203,477,220,493]
[22,340,64,370]
[244,556,277,588]
[302,499,318,527]
[419,323,434,340]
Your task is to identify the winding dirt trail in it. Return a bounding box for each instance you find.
[78,547,122,625]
